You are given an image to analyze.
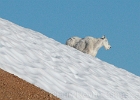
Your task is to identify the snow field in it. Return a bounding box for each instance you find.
[0,18,140,100]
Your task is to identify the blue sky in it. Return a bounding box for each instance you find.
[0,0,140,76]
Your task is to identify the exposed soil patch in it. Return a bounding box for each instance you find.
[0,68,60,100]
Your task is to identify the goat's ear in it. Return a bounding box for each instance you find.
[101,35,105,39]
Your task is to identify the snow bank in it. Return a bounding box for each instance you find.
[0,18,140,100]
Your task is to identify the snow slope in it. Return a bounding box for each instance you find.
[0,18,140,100]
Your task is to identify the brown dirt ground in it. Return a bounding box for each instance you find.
[0,68,60,100]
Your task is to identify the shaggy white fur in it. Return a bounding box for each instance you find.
[66,36,111,57]
[66,37,81,47]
